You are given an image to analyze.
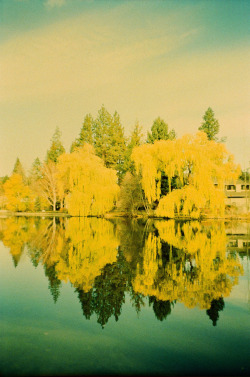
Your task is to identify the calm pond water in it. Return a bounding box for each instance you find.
[0,216,249,376]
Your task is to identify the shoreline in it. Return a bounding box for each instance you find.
[0,210,71,218]
[0,210,249,221]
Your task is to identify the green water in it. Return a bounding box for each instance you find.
[0,217,249,376]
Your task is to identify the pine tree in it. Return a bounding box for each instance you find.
[29,157,43,183]
[12,157,26,181]
[124,121,144,173]
[93,105,112,163]
[28,157,47,211]
[129,121,144,150]
[46,127,65,164]
[108,111,127,181]
[93,106,127,182]
[147,117,176,143]
[199,107,225,142]
[70,114,94,152]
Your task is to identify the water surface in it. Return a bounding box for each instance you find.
[0,217,249,376]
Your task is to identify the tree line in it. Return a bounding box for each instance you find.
[0,106,241,218]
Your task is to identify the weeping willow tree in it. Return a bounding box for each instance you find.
[131,132,240,218]
[57,144,120,216]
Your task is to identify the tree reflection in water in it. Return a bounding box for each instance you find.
[206,297,225,326]
[0,217,245,327]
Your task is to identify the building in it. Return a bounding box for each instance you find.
[224,180,250,213]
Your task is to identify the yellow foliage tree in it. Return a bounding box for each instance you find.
[57,144,120,216]
[3,174,34,212]
[131,132,240,218]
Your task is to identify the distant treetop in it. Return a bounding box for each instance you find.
[46,127,65,164]
[199,107,225,142]
[147,117,176,143]
[70,113,94,153]
[12,157,26,180]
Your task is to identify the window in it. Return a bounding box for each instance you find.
[243,241,250,247]
[228,240,238,247]
[225,185,236,191]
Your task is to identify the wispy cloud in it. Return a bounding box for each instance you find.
[45,0,66,9]
[0,5,200,103]
[180,29,199,40]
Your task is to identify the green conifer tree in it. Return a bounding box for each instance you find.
[29,157,43,183]
[93,105,113,163]
[93,105,127,182]
[199,107,225,142]
[12,157,26,181]
[124,121,144,173]
[109,111,127,181]
[46,127,65,164]
[147,117,176,143]
[70,114,94,152]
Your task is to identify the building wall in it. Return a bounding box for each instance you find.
[225,197,249,213]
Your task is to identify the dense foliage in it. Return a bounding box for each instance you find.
[132,132,240,218]
[57,144,119,216]
[0,106,243,217]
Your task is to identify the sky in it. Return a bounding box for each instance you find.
[0,0,249,176]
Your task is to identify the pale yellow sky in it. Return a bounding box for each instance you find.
[0,0,249,176]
